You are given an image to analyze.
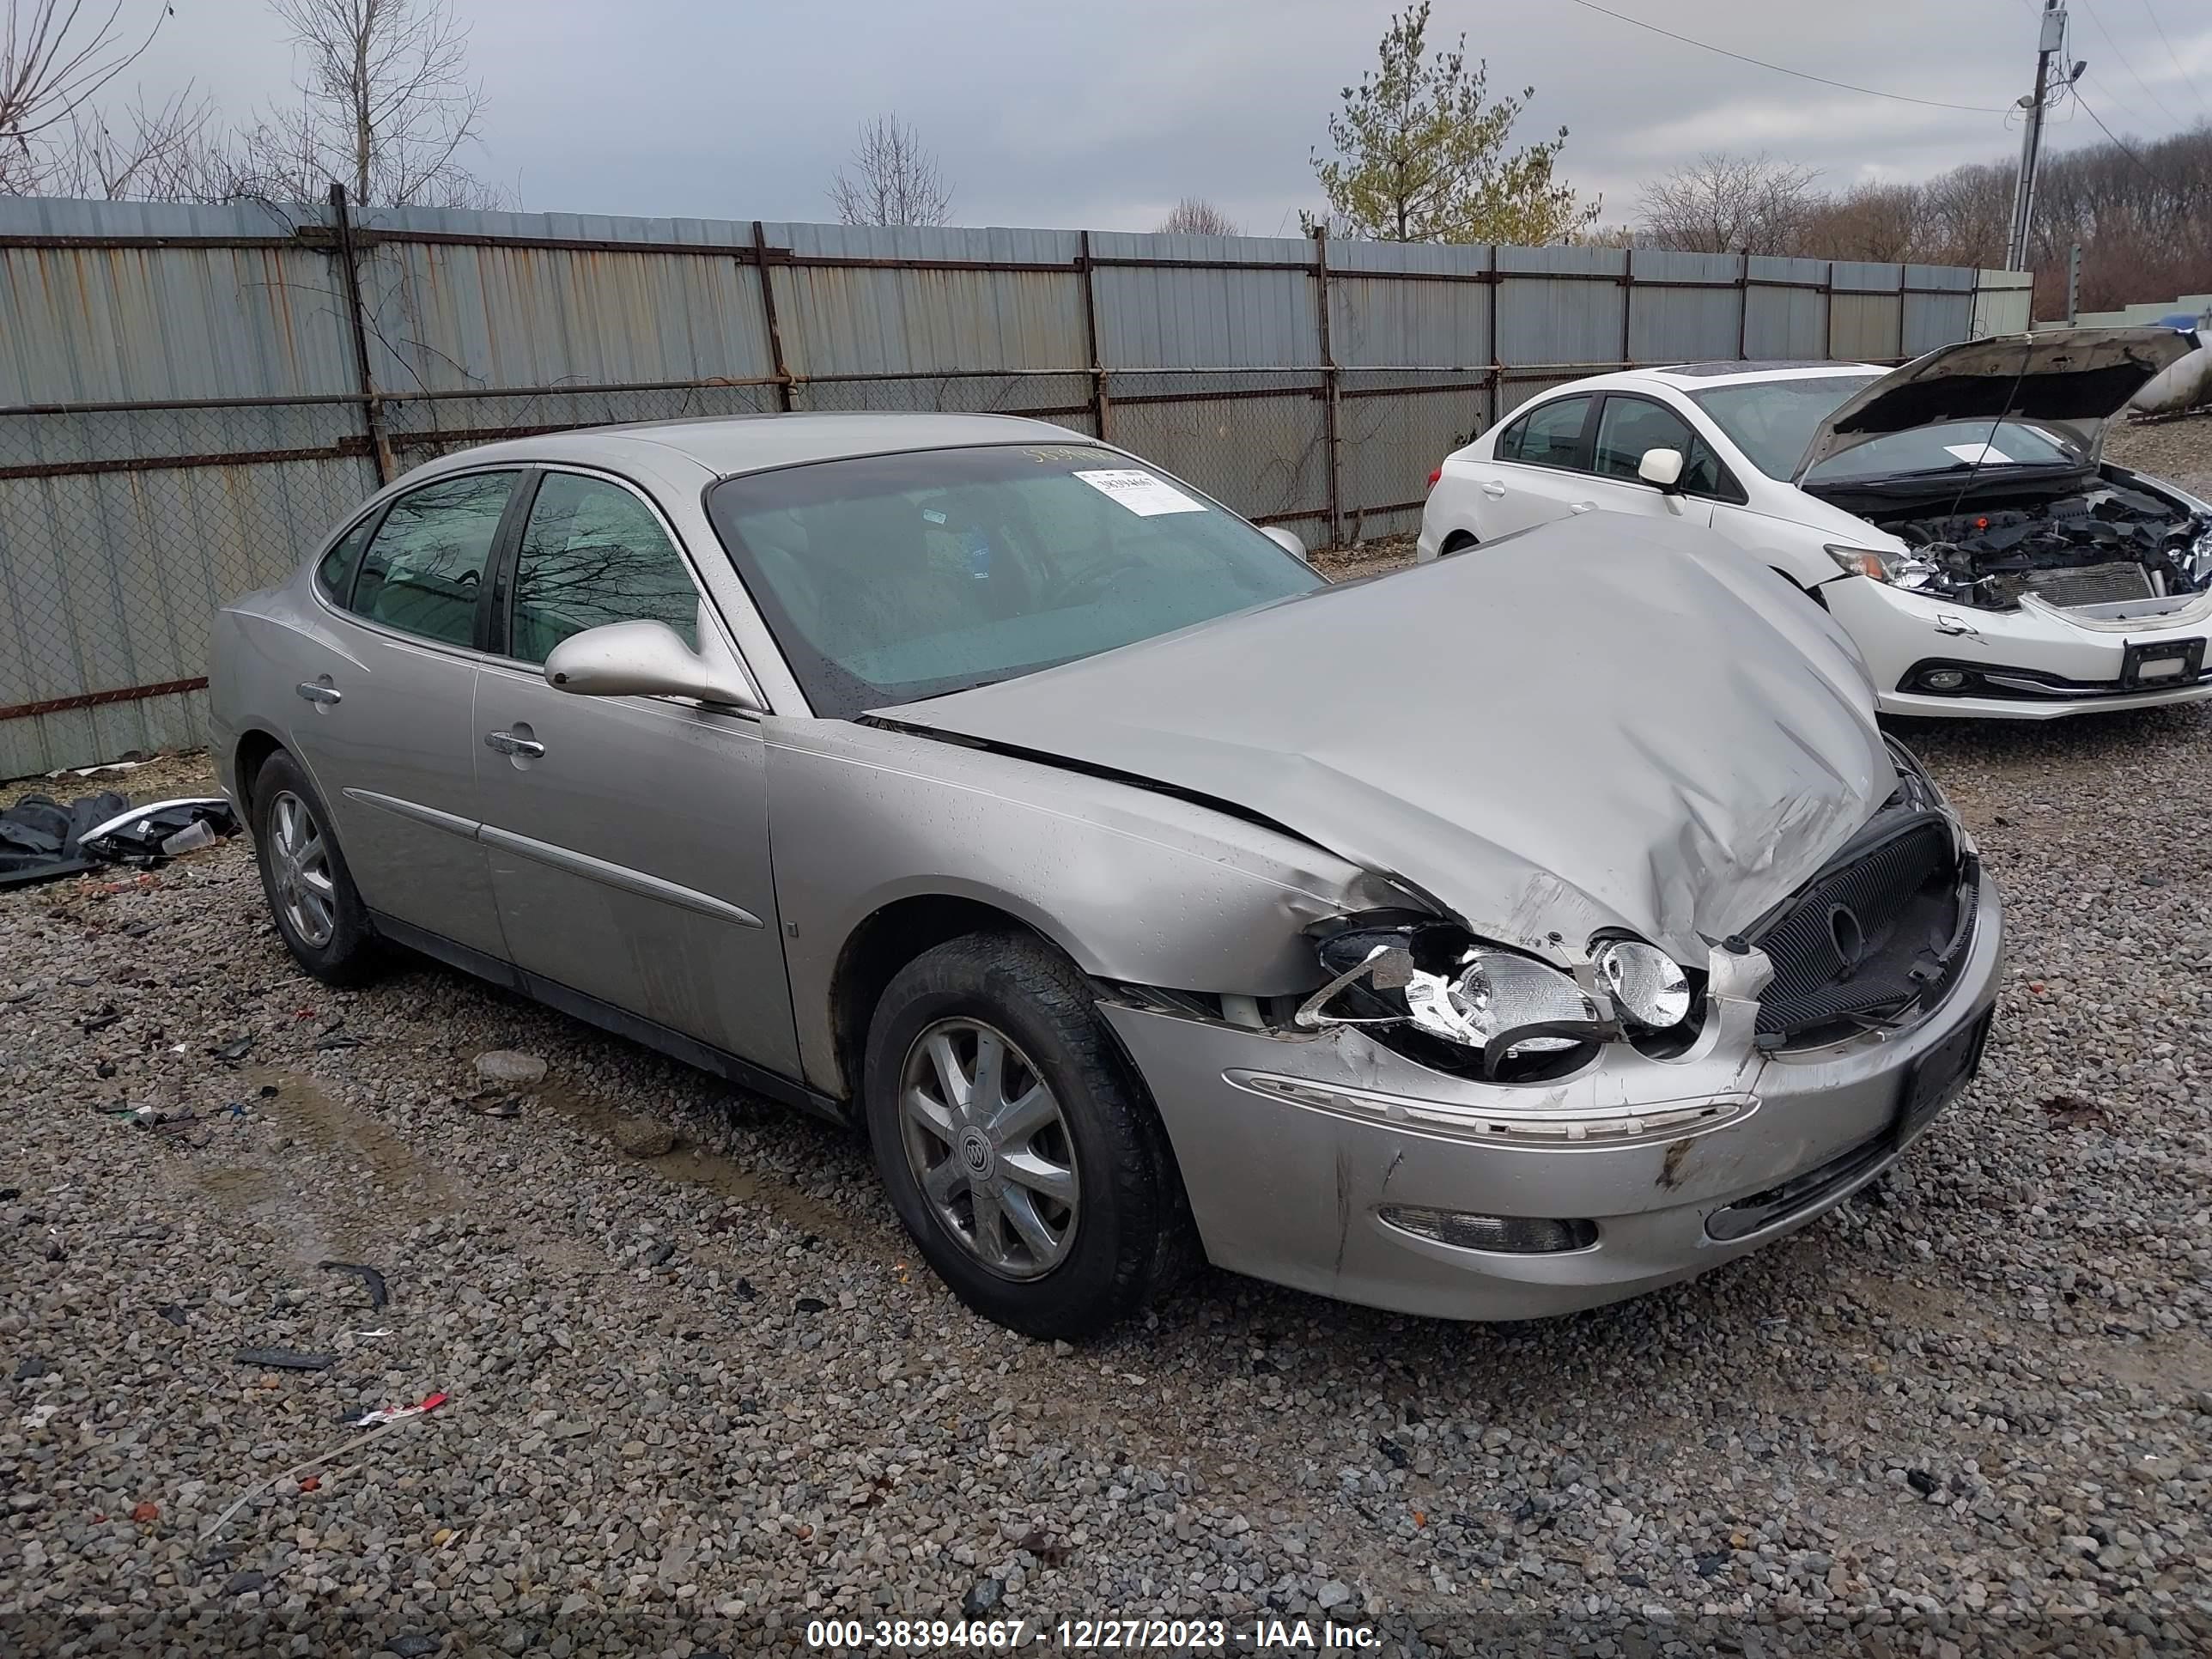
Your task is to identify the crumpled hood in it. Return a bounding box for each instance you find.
[879,513,1894,966]
[1796,327,2195,481]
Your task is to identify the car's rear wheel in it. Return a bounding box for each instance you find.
[863,930,1189,1339]
[251,750,382,986]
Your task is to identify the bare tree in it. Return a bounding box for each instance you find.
[1154,196,1237,236]
[43,85,244,199]
[827,114,952,227]
[2,0,173,193]
[1639,151,1821,255]
[236,0,501,207]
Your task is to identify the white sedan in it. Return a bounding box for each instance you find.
[1419,330,2212,719]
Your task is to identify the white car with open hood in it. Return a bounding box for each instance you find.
[1418,329,2212,718]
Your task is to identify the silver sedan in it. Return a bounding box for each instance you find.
[209,413,2002,1337]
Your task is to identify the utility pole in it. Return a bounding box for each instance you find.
[2006,2,2082,274]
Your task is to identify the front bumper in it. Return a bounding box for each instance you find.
[1823,575,2212,720]
[1102,876,2003,1322]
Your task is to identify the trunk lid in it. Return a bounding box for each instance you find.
[1794,326,2196,483]
[878,514,1894,966]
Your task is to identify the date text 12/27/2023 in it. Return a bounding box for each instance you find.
[802,1617,1382,1650]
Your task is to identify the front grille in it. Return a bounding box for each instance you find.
[1749,811,1972,1048]
[1988,561,2154,609]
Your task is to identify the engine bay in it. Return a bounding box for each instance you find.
[1850,476,2212,611]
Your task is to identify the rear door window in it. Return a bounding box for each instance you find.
[1497,396,1592,470]
[313,514,379,604]
[349,471,519,648]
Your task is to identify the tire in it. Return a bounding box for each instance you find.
[862,930,1190,1340]
[250,749,383,986]
[1439,531,1478,557]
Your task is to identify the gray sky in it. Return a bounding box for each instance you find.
[125,0,2212,232]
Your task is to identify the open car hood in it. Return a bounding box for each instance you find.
[1794,327,2197,483]
[878,514,1894,968]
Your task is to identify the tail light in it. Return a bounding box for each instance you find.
[1425,465,1443,492]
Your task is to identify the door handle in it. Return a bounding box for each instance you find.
[1480,481,1507,498]
[295,681,342,705]
[483,731,545,758]
[1571,501,1595,514]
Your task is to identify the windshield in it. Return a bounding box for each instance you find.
[1691,375,1878,479]
[1802,418,2085,483]
[705,442,1324,717]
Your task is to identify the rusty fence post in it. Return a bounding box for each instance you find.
[328,185,394,484]
[1077,229,1109,442]
[1314,225,1341,548]
[1736,252,1751,360]
[751,222,794,411]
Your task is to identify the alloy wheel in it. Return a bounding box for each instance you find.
[268,789,337,949]
[898,1018,1080,1279]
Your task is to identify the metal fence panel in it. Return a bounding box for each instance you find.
[1744,257,1831,357]
[1629,250,1744,363]
[1091,232,1319,370]
[356,240,776,394]
[1496,245,1627,368]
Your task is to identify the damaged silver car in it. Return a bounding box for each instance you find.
[209,414,2002,1337]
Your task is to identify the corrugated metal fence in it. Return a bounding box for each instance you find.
[0,192,2036,775]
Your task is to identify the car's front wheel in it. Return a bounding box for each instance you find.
[250,750,383,986]
[863,931,1189,1339]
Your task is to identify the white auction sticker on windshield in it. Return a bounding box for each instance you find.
[1073,468,1206,516]
[1943,441,2014,465]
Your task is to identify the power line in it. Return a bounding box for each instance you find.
[2138,0,2208,112]
[2075,0,2186,130]
[2067,83,2166,180]
[1556,0,2013,115]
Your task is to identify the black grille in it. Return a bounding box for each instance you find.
[1750,812,1972,1047]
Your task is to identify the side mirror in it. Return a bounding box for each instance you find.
[1638,447,1686,491]
[544,619,762,713]
[1261,525,1308,559]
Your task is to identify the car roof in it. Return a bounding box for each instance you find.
[409,410,1090,481]
[1501,362,1883,410]
[1638,361,1882,388]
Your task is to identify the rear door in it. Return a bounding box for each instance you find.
[1465,393,1597,536]
[472,466,799,1076]
[290,467,522,958]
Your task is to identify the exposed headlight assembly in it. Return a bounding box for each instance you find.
[1296,915,1703,1081]
[1826,544,1946,592]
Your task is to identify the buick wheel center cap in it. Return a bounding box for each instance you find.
[958,1127,996,1182]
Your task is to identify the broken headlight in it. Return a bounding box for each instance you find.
[1593,938,1690,1028]
[1297,915,1702,1081]
[1826,544,1947,592]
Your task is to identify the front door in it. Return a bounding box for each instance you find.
[289,468,522,959]
[1580,393,1721,528]
[471,468,800,1076]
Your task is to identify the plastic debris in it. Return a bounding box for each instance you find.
[212,1036,256,1063]
[198,1392,450,1545]
[77,797,238,866]
[234,1347,337,1371]
[465,1091,520,1118]
[351,1391,449,1428]
[319,1260,389,1310]
[0,789,129,890]
[474,1050,547,1085]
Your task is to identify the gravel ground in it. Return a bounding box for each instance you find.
[7,437,2212,1656]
